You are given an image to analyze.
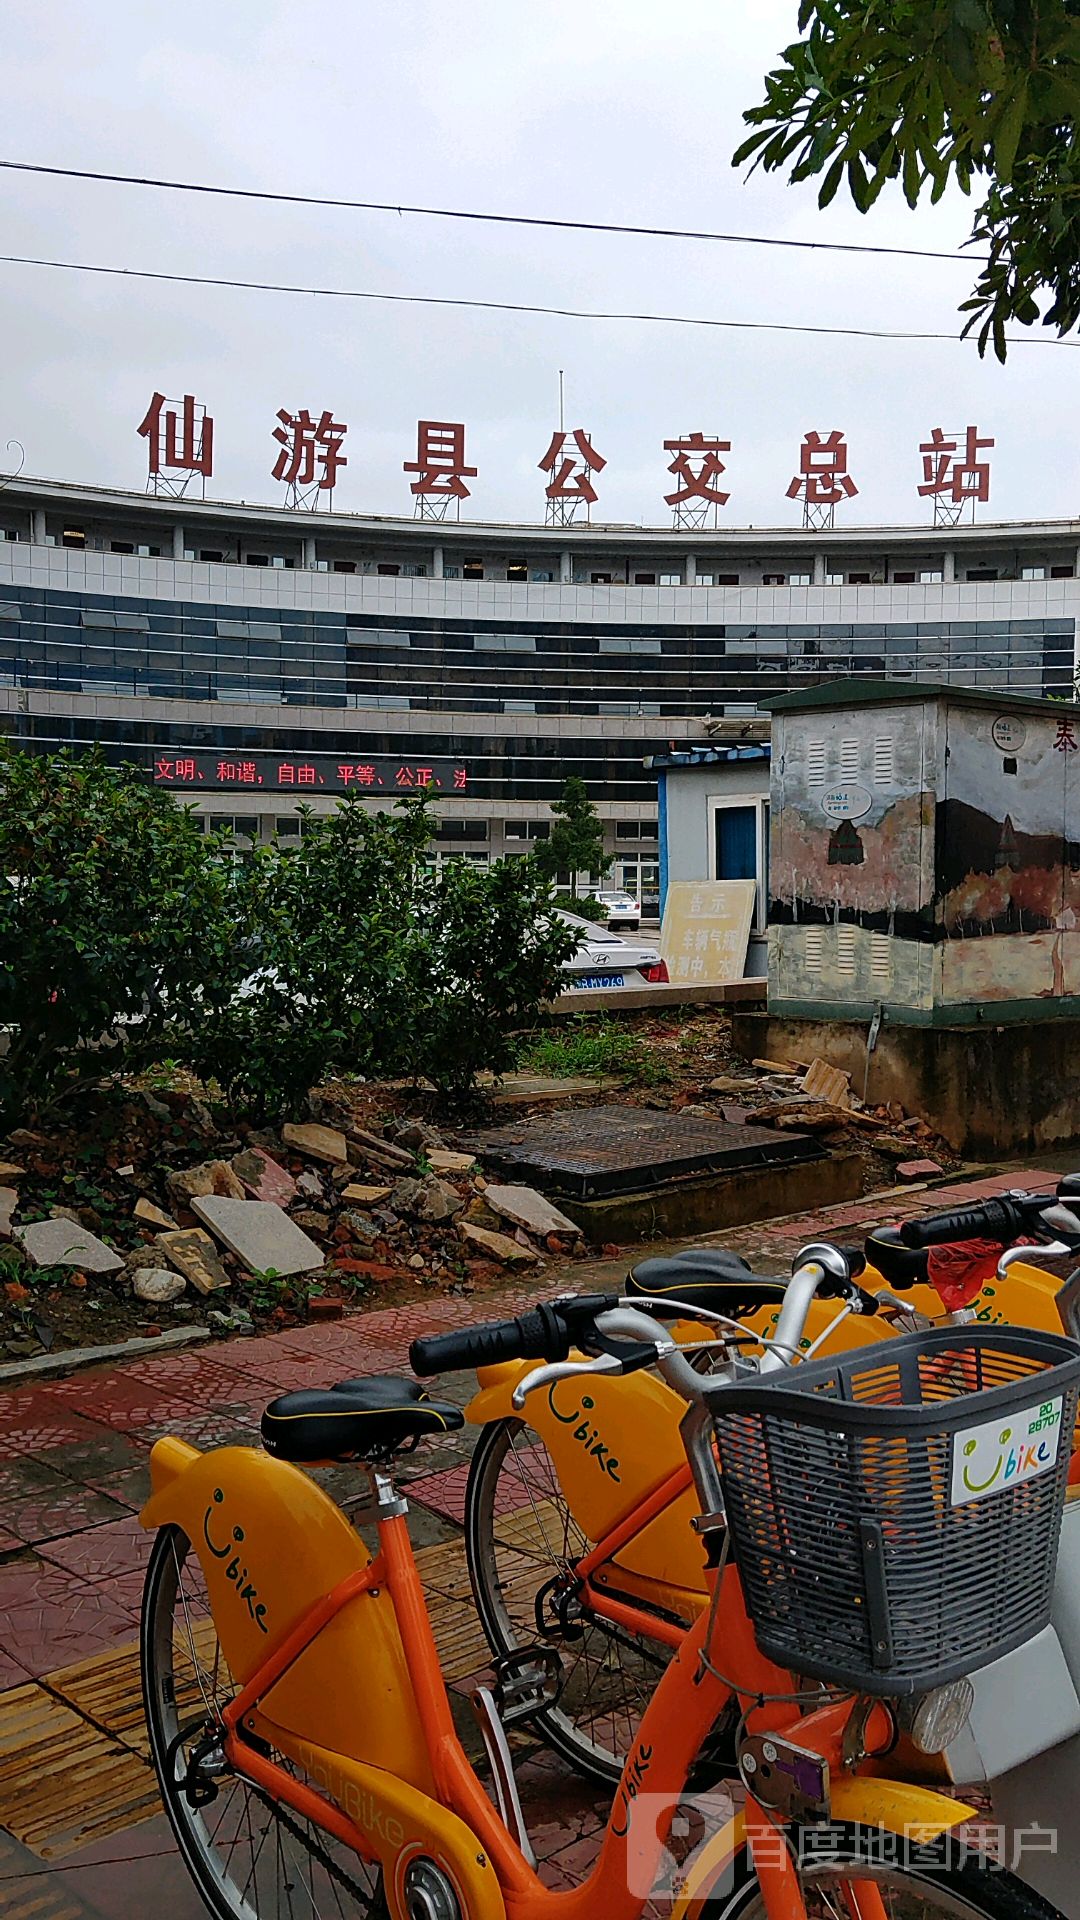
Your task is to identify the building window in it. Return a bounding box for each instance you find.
[634,572,656,585]
[763,573,786,586]
[1052,565,1075,578]
[463,557,484,579]
[848,572,870,585]
[616,818,659,842]
[275,816,303,838]
[246,553,269,568]
[137,544,160,558]
[507,562,527,582]
[966,569,997,582]
[436,819,488,842]
[893,571,916,584]
[333,560,356,573]
[919,569,943,584]
[443,564,461,578]
[789,572,811,586]
[504,820,550,842]
[377,563,400,577]
[591,572,612,584]
[710,797,769,934]
[825,572,844,585]
[199,549,224,563]
[110,540,135,555]
[716,573,740,586]
[660,572,681,586]
[1022,566,1047,581]
[62,528,86,548]
[695,572,715,586]
[402,563,427,577]
[530,568,554,582]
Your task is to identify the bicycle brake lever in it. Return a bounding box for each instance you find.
[510,1353,622,1411]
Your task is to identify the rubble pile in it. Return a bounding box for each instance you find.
[0,1088,586,1359]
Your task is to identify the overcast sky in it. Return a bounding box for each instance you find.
[1,0,1076,533]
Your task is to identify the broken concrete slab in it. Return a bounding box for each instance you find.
[340,1183,394,1207]
[897,1158,944,1182]
[0,1189,17,1239]
[343,1124,414,1168]
[232,1146,298,1206]
[483,1184,584,1241]
[134,1197,178,1231]
[133,1267,187,1305]
[802,1058,852,1110]
[0,1162,25,1184]
[155,1228,232,1295]
[458,1221,539,1268]
[190,1196,324,1277]
[282,1122,349,1164]
[392,1176,462,1225]
[166,1159,245,1211]
[16,1217,124,1274]
[427,1149,476,1174]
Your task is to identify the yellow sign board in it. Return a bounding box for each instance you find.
[660,879,757,985]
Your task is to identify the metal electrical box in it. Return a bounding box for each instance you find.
[766,677,1080,1024]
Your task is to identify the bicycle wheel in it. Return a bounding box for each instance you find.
[700,1821,1062,1920]
[141,1523,387,1920]
[465,1416,678,1785]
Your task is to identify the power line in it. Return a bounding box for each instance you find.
[0,250,1070,346]
[0,157,977,265]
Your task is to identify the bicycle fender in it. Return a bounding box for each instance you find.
[140,1439,436,1790]
[669,1782,973,1920]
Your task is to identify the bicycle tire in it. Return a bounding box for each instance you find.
[465,1415,676,1785]
[141,1522,388,1920]
[697,1820,1064,1920]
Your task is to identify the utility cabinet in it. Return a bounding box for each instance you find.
[766,678,1080,1024]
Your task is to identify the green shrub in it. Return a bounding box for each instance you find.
[0,746,242,1129]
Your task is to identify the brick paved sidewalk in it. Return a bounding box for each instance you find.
[0,1166,1057,1917]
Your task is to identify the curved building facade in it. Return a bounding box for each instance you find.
[1,475,1077,903]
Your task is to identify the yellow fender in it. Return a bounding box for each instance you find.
[669,1780,972,1918]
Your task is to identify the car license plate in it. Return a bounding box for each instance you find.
[574,972,625,990]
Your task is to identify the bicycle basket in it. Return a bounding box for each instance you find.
[707,1323,1080,1696]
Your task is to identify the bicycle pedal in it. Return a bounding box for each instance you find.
[491,1646,564,1725]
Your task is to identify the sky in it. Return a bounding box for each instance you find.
[0,0,1077,532]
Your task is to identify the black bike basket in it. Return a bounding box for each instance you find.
[707,1323,1080,1696]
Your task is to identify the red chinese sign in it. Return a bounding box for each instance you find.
[152,753,469,792]
[403,421,477,500]
[539,429,606,504]
[786,431,858,507]
[272,409,348,491]
[137,393,214,479]
[663,432,731,508]
[918,425,994,505]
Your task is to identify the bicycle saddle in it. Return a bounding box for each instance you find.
[261,1375,464,1463]
[626,1247,789,1317]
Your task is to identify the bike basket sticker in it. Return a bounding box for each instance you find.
[951,1397,1063,1507]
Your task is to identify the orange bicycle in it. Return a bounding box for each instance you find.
[140,1255,1079,1920]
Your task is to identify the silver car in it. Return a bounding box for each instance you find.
[558,910,668,991]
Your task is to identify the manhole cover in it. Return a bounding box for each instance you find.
[461,1104,824,1199]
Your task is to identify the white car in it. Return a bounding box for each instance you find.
[593,888,640,931]
[558,910,668,991]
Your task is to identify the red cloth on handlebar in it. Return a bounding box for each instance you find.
[925,1238,1031,1311]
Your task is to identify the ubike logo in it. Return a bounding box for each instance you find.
[297,1744,405,1850]
[611,1741,654,1838]
[547,1384,621,1481]
[951,1397,1063,1507]
[202,1488,269,1633]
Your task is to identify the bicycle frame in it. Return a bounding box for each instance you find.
[141,1436,972,1920]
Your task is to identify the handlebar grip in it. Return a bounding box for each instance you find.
[410,1305,566,1376]
[899,1198,1019,1251]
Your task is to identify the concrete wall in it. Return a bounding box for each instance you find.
[733,1007,1080,1157]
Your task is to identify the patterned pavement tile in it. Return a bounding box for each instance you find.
[37,1515,151,1585]
[2,1562,145,1680]
[0,1483,133,1549]
[3,1392,117,1456]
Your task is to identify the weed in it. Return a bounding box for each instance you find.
[523,1016,669,1087]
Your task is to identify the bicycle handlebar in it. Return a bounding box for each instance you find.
[898,1193,1053,1251]
[409,1293,620,1376]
